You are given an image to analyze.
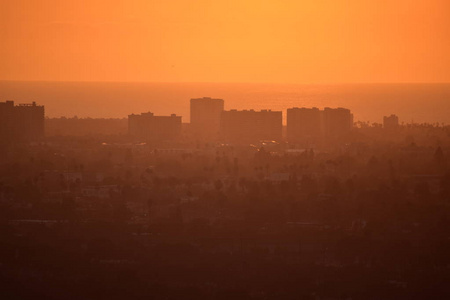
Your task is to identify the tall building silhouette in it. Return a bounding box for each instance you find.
[190,97,224,140]
[383,114,399,130]
[128,112,181,141]
[0,100,45,142]
[287,107,323,144]
[220,109,282,143]
[287,107,353,145]
[323,107,353,138]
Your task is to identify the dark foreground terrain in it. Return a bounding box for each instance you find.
[1,124,450,299]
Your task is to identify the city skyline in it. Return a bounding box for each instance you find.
[0,97,404,145]
[1,2,450,299]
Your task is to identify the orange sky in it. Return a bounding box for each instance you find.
[1,0,450,83]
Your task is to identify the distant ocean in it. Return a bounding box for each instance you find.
[1,81,450,124]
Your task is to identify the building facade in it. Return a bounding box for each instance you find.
[190,97,224,140]
[323,107,353,138]
[383,114,399,130]
[220,109,282,143]
[287,107,353,145]
[0,100,45,142]
[287,107,323,144]
[128,112,181,141]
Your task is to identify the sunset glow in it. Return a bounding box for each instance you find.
[2,0,450,83]
[3,2,450,299]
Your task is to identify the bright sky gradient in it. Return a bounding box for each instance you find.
[1,0,450,83]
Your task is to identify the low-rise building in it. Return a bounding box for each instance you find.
[128,112,181,141]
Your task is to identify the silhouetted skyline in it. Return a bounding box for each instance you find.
[2,1,450,299]
[2,81,450,125]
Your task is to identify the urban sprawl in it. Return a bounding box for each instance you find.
[0,97,449,299]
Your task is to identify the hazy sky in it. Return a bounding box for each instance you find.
[1,0,450,83]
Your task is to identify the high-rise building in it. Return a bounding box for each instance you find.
[0,100,45,142]
[287,107,323,144]
[323,107,353,138]
[0,101,15,141]
[383,114,399,130]
[190,97,224,140]
[220,109,282,143]
[287,107,353,145]
[128,112,181,141]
